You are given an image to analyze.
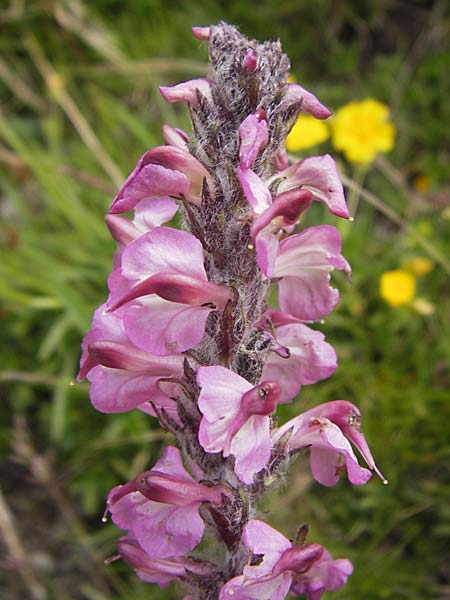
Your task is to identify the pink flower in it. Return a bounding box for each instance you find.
[107,446,225,559]
[272,400,386,486]
[260,311,337,404]
[271,225,351,320]
[267,155,349,219]
[250,189,313,277]
[197,366,280,484]
[78,305,183,414]
[109,146,210,213]
[290,549,354,600]
[117,535,210,587]
[106,227,232,356]
[219,519,331,600]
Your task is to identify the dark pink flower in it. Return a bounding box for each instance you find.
[108,446,225,559]
[271,225,351,320]
[272,400,385,486]
[107,227,232,355]
[197,366,280,484]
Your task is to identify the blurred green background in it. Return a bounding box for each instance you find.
[1,1,449,598]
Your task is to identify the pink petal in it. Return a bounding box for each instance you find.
[162,124,189,149]
[118,537,209,586]
[291,418,372,486]
[87,340,183,373]
[152,446,195,482]
[308,400,386,482]
[251,189,313,240]
[255,231,280,278]
[134,502,204,559]
[197,366,252,422]
[120,226,207,284]
[142,146,209,204]
[87,365,176,413]
[261,323,337,403]
[104,214,141,246]
[231,416,271,484]
[281,83,332,120]
[123,296,213,355]
[219,573,292,600]
[159,78,212,107]
[191,26,210,40]
[237,166,272,214]
[78,304,127,380]
[273,225,349,321]
[133,197,178,231]
[239,112,269,169]
[291,549,353,598]
[110,158,190,214]
[271,155,349,219]
[243,520,292,557]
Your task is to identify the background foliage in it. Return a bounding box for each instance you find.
[1,1,449,598]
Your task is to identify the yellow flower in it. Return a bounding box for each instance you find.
[403,257,433,277]
[380,270,416,307]
[331,99,395,164]
[286,115,330,152]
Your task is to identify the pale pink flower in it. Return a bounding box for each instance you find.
[219,519,332,600]
[273,400,386,486]
[197,366,280,484]
[291,549,354,600]
[109,145,210,213]
[107,227,232,355]
[260,313,337,404]
[271,225,351,320]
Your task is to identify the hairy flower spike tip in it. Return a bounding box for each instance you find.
[80,22,384,599]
